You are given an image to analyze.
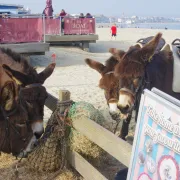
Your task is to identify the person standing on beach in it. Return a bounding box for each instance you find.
[110,23,117,40]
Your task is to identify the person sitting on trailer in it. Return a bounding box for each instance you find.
[79,13,85,18]
[59,9,67,33]
[85,13,93,18]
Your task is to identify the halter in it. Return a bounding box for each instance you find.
[118,48,151,113]
[105,71,114,75]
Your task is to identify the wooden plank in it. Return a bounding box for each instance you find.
[45,93,59,111]
[0,42,49,54]
[68,151,108,180]
[72,117,132,167]
[45,34,99,42]
[45,94,132,167]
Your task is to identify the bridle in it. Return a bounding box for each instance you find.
[119,67,151,109]
[0,105,28,156]
[104,46,152,115]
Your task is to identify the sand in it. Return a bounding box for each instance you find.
[96,28,180,44]
[0,28,178,179]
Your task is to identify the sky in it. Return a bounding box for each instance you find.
[0,0,180,17]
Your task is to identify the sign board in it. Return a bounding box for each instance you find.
[127,88,180,180]
[64,18,95,35]
[45,18,60,35]
[0,18,43,43]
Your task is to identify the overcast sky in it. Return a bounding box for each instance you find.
[1,0,180,17]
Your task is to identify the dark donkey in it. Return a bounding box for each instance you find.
[0,48,55,157]
[113,32,180,138]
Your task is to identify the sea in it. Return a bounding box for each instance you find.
[96,22,180,30]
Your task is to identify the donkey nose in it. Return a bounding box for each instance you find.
[117,105,130,114]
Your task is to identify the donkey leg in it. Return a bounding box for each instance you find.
[119,114,132,140]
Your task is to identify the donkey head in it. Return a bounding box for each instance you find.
[0,62,55,156]
[114,33,162,114]
[85,49,125,117]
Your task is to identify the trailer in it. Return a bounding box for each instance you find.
[0,14,98,54]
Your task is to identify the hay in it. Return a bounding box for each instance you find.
[0,153,82,180]
[68,101,106,166]
[0,101,107,179]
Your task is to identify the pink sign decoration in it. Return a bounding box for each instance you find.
[127,88,180,180]
[0,18,43,43]
[64,18,95,35]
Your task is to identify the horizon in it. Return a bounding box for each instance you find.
[0,0,180,18]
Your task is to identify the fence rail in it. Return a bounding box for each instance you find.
[45,90,132,180]
[0,14,96,44]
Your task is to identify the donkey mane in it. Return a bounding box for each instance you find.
[103,56,119,74]
[0,48,36,75]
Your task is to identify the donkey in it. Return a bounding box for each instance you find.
[85,33,178,140]
[113,32,180,138]
[0,48,55,157]
[85,49,132,139]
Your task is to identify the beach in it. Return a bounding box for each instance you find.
[0,28,179,179]
[96,28,180,44]
[37,28,180,124]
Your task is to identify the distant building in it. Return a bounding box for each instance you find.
[118,18,123,23]
[93,14,109,23]
[0,3,30,15]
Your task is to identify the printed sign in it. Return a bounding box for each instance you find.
[64,18,95,35]
[127,88,180,180]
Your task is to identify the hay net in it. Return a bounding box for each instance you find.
[27,100,73,172]
[26,101,105,172]
[68,101,106,165]
[68,101,105,125]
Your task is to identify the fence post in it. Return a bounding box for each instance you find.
[94,18,96,34]
[80,18,82,35]
[59,90,70,101]
[60,17,62,36]
[58,90,71,119]
[43,15,46,43]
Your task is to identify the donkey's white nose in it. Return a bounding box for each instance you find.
[109,103,118,113]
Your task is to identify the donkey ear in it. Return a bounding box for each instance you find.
[37,63,56,84]
[161,44,173,61]
[85,58,105,74]
[1,82,15,111]
[139,32,162,62]
[2,64,31,85]
[109,48,126,61]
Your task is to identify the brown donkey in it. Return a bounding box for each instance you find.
[85,49,132,139]
[0,48,55,157]
[85,33,178,140]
